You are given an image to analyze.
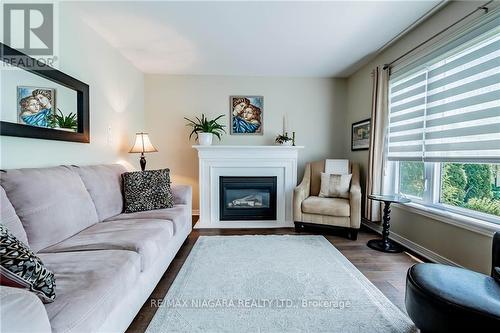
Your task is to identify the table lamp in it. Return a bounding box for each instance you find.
[129,132,158,171]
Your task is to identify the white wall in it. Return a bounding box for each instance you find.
[345,1,494,274]
[145,75,347,210]
[0,2,144,169]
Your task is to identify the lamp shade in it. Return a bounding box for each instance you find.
[129,132,158,153]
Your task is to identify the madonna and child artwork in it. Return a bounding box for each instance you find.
[17,87,55,128]
[230,96,263,135]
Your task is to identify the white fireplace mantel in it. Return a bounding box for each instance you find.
[193,145,304,228]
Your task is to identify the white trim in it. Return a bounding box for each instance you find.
[393,202,500,236]
[362,220,462,267]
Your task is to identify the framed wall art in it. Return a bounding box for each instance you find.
[230,96,263,135]
[351,118,370,151]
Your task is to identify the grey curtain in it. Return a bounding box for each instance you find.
[365,66,389,222]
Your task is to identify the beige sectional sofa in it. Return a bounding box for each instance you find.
[0,164,192,333]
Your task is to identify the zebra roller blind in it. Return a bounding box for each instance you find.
[387,12,500,163]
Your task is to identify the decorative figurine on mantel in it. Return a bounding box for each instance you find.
[275,133,293,146]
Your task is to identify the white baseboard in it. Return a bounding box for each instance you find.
[362,220,462,268]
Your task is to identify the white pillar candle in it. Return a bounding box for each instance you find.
[283,114,288,135]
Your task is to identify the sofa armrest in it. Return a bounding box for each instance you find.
[172,184,192,206]
[171,184,193,229]
[349,163,362,229]
[293,164,311,222]
[0,286,51,333]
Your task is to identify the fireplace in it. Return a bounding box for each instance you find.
[219,176,277,221]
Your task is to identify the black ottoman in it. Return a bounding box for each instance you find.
[405,263,500,332]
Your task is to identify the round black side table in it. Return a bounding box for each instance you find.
[367,194,411,253]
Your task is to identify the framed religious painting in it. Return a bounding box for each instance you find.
[230,96,263,135]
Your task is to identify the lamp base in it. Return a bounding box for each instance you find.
[140,154,146,171]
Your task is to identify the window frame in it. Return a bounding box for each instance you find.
[393,161,500,225]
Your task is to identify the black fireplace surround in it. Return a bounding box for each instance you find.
[219,176,277,221]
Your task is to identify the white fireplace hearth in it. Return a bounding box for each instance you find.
[193,145,304,228]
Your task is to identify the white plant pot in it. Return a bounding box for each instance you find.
[198,133,213,146]
[278,141,293,146]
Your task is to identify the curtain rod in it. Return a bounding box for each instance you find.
[383,0,493,71]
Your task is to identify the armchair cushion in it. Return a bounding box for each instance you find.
[302,196,350,217]
[325,159,349,174]
[319,173,352,199]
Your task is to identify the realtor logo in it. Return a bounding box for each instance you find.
[3,3,54,55]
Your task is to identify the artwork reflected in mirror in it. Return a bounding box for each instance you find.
[17,87,55,128]
[230,96,263,135]
[16,86,78,132]
[1,42,89,142]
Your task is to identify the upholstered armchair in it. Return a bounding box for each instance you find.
[293,160,361,240]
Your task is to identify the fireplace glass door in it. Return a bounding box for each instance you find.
[219,176,277,221]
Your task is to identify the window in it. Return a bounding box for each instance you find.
[399,161,424,199]
[386,11,500,223]
[391,161,500,221]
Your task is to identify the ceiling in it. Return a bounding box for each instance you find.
[70,1,442,77]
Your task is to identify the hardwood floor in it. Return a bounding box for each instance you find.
[126,221,424,333]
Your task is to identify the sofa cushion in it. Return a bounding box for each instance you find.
[302,196,350,217]
[123,169,174,213]
[0,225,56,303]
[105,204,190,235]
[72,164,127,221]
[1,186,28,245]
[0,166,99,252]
[41,219,173,272]
[39,250,140,333]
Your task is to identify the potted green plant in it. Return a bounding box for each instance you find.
[48,109,78,132]
[275,133,293,146]
[184,114,226,145]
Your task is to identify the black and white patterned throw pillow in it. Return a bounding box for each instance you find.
[0,224,56,303]
[123,168,174,213]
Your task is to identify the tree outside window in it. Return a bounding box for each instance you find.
[441,163,500,217]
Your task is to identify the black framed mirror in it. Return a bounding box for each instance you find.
[0,43,89,143]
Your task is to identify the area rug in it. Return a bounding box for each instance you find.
[146,235,416,332]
